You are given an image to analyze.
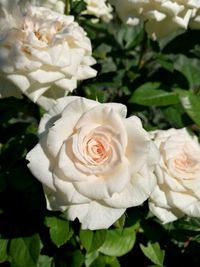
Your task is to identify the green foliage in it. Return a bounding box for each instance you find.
[45,214,73,247]
[9,235,40,267]
[98,224,138,257]
[1,1,200,267]
[0,239,9,263]
[179,90,200,125]
[140,242,165,267]
[129,82,179,106]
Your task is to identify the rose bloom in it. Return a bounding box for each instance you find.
[112,0,200,39]
[149,128,200,223]
[83,0,113,22]
[0,0,65,14]
[0,6,96,109]
[26,96,158,230]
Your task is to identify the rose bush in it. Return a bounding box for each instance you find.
[149,128,200,224]
[26,96,158,230]
[0,5,96,109]
[112,0,200,39]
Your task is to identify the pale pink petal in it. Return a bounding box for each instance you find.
[55,142,95,182]
[75,105,128,149]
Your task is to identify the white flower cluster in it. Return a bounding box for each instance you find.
[83,0,113,22]
[0,5,97,109]
[1,1,200,231]
[112,0,200,39]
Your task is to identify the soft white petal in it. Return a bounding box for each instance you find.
[124,116,150,174]
[28,69,65,83]
[38,96,82,134]
[66,201,126,230]
[74,178,110,200]
[149,202,182,224]
[52,174,90,204]
[104,164,156,208]
[167,190,198,210]
[55,77,77,91]
[76,65,97,80]
[7,74,30,92]
[26,144,55,191]
[55,142,95,182]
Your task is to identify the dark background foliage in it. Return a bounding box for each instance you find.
[1,1,200,266]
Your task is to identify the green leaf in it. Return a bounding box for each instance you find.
[100,57,117,74]
[162,105,184,128]
[38,255,53,267]
[9,234,40,267]
[90,255,120,267]
[85,251,99,267]
[93,43,112,59]
[65,250,84,267]
[129,82,179,106]
[103,256,121,267]
[98,224,138,257]
[0,239,9,263]
[155,54,174,72]
[174,217,200,232]
[45,215,73,247]
[179,90,200,125]
[140,242,165,266]
[114,214,126,229]
[115,23,144,49]
[174,55,200,89]
[80,229,107,252]
[80,229,94,251]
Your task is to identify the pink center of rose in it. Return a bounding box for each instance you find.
[86,137,111,164]
[174,153,198,171]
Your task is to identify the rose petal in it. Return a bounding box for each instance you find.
[66,201,126,230]
[26,144,55,191]
[104,164,156,208]
[53,174,90,204]
[124,116,150,174]
[149,202,182,224]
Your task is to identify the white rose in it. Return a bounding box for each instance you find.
[0,6,97,109]
[149,128,200,224]
[112,0,200,39]
[0,0,65,14]
[33,0,66,13]
[26,96,158,230]
[83,0,113,22]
